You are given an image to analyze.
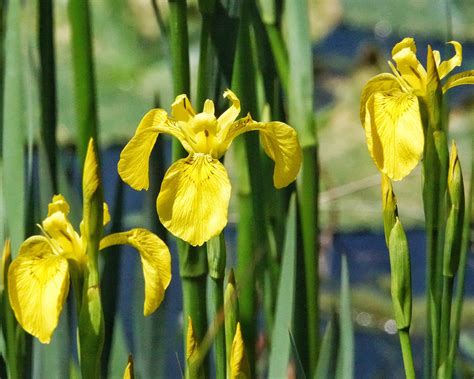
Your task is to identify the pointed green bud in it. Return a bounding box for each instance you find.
[443,141,465,277]
[230,322,250,379]
[207,234,226,280]
[225,269,239,374]
[123,354,134,379]
[425,45,443,132]
[186,316,204,379]
[1,240,11,296]
[78,283,105,378]
[388,218,412,330]
[382,174,397,247]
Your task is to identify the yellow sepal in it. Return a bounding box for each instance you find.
[8,236,70,344]
[100,229,171,315]
[221,116,302,188]
[157,155,231,246]
[364,90,424,180]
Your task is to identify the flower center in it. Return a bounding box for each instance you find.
[185,112,220,156]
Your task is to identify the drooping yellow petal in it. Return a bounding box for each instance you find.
[230,323,250,379]
[360,73,399,125]
[217,90,241,134]
[118,111,162,191]
[171,94,196,122]
[364,90,424,180]
[437,41,462,79]
[8,236,70,344]
[157,154,231,246]
[118,109,192,191]
[100,229,171,315]
[442,70,474,92]
[221,116,302,188]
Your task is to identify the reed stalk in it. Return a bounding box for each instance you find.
[38,0,58,192]
[168,1,209,376]
[67,0,99,165]
[232,1,267,374]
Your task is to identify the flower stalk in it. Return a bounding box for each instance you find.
[382,176,415,379]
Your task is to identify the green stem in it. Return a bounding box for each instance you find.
[168,0,190,98]
[168,0,209,374]
[182,271,208,378]
[211,277,225,379]
[38,0,58,192]
[67,0,98,165]
[263,23,288,93]
[399,329,416,379]
[297,145,319,371]
[446,138,473,377]
[438,276,453,377]
[196,13,212,108]
[231,1,263,374]
[422,129,448,376]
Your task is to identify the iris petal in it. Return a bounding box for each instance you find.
[442,70,474,92]
[119,109,192,190]
[360,73,399,126]
[391,39,426,92]
[221,117,301,188]
[171,94,196,122]
[100,229,171,315]
[157,155,231,246]
[438,41,462,80]
[8,236,70,344]
[217,90,241,134]
[364,90,424,180]
[47,194,70,217]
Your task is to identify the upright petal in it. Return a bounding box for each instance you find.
[391,38,426,92]
[157,154,231,246]
[221,116,301,188]
[171,94,196,122]
[119,109,193,191]
[437,41,462,79]
[100,229,171,315]
[8,236,70,344]
[217,90,241,134]
[364,90,424,180]
[47,194,70,217]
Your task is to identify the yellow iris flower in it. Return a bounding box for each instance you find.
[8,141,171,344]
[118,90,302,246]
[360,37,474,180]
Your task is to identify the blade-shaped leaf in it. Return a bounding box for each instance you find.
[315,313,339,379]
[268,194,297,376]
[336,255,354,379]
